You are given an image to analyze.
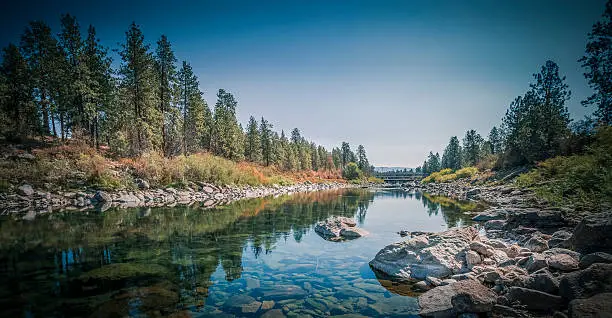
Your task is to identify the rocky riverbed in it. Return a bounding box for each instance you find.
[371,180,612,317]
[0,181,354,215]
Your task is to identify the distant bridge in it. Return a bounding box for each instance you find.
[374,174,424,183]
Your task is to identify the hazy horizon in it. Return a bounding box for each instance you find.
[1,0,606,166]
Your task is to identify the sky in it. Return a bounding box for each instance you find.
[0,0,607,167]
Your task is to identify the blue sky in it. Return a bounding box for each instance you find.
[0,0,606,166]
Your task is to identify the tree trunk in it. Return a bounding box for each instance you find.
[60,112,65,141]
[41,89,50,136]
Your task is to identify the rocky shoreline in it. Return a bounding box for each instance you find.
[0,181,354,215]
[371,180,612,317]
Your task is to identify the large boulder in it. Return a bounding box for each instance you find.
[418,280,496,317]
[504,209,567,233]
[506,287,563,312]
[524,269,559,295]
[568,293,612,318]
[570,212,612,254]
[579,252,612,269]
[314,217,367,241]
[559,263,612,301]
[548,230,572,248]
[370,227,479,280]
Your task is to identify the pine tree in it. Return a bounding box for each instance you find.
[341,142,352,168]
[155,35,177,155]
[0,44,37,139]
[118,22,161,155]
[58,14,93,139]
[177,61,203,155]
[442,136,462,170]
[356,145,369,174]
[332,147,342,169]
[211,89,243,160]
[260,117,273,166]
[488,126,503,154]
[20,20,58,137]
[580,0,612,126]
[502,61,571,165]
[83,25,114,149]
[245,116,261,162]
[462,129,483,166]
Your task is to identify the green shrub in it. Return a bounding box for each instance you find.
[422,167,479,183]
[516,126,612,207]
[342,162,362,180]
[456,167,478,178]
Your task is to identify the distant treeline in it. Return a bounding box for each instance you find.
[417,1,612,175]
[0,16,373,174]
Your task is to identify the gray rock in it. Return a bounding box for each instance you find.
[93,191,112,203]
[524,269,559,295]
[450,280,497,313]
[418,280,496,317]
[418,283,456,317]
[579,252,612,269]
[524,253,548,273]
[505,209,567,232]
[571,212,612,254]
[559,263,612,301]
[470,241,494,257]
[465,250,482,269]
[17,184,34,196]
[252,285,306,300]
[315,217,367,241]
[472,208,507,222]
[548,254,579,271]
[568,293,612,318]
[506,287,563,311]
[487,239,508,249]
[548,230,572,248]
[370,227,479,280]
[525,235,549,253]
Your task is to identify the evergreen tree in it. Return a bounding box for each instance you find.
[332,147,342,170]
[0,44,36,139]
[341,142,352,167]
[58,14,93,139]
[155,35,177,155]
[118,22,161,155]
[260,117,273,166]
[356,144,369,174]
[245,116,261,162]
[177,61,204,155]
[83,25,114,149]
[502,61,571,165]
[488,126,503,154]
[211,89,243,160]
[462,129,484,166]
[20,20,58,137]
[580,0,612,126]
[442,136,462,170]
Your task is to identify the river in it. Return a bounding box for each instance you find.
[0,188,475,317]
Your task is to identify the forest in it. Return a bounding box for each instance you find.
[0,17,374,186]
[416,2,612,206]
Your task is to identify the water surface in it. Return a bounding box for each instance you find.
[0,189,473,317]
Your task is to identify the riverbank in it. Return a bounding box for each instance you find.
[371,177,612,317]
[0,181,355,215]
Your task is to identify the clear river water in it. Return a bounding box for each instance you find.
[0,188,475,318]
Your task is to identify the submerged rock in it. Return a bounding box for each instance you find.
[369,227,479,280]
[314,216,368,241]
